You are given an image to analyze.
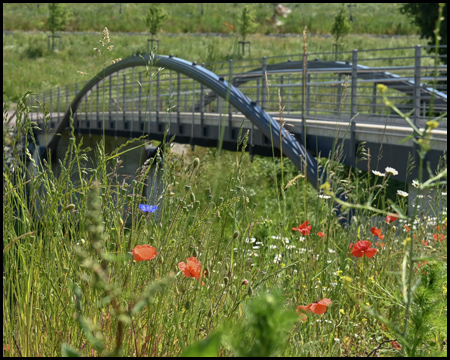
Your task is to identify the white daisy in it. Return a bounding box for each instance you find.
[385,167,398,176]
[412,179,420,188]
[397,190,409,197]
[372,170,385,177]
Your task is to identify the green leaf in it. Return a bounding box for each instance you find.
[61,343,81,357]
[180,332,221,357]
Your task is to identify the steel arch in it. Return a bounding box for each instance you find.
[43,54,351,224]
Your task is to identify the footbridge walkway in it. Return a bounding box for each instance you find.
[26,45,447,222]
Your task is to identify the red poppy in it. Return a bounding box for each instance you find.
[349,243,354,249]
[132,245,157,262]
[297,298,332,321]
[223,22,234,31]
[391,341,401,349]
[317,231,326,238]
[386,214,399,223]
[375,242,385,249]
[433,233,445,241]
[3,344,9,352]
[178,257,205,284]
[351,240,377,258]
[370,227,384,240]
[292,221,312,235]
[404,225,410,232]
[309,298,332,314]
[422,239,429,246]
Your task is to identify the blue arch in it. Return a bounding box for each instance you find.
[44,54,350,224]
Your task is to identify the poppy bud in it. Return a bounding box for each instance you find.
[119,217,123,228]
[233,230,240,239]
[185,185,191,191]
[190,192,196,203]
[170,191,175,197]
[156,156,162,163]
[223,276,229,285]
[207,309,212,318]
[241,279,249,285]
[69,137,75,144]
[64,204,76,212]
[158,255,164,264]
[132,180,137,187]
[185,300,190,310]
[193,158,200,168]
[247,285,253,296]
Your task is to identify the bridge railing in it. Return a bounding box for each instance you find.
[29,46,447,136]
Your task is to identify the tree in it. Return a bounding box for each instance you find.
[238,5,258,42]
[399,3,447,64]
[47,3,68,36]
[330,5,352,50]
[146,5,168,37]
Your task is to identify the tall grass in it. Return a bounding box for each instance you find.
[3,18,447,358]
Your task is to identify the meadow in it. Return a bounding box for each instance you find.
[3,4,448,357]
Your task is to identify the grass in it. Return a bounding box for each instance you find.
[3,3,419,35]
[3,6,447,357]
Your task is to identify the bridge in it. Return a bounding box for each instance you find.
[26,45,447,221]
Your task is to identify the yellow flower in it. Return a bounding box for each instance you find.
[426,120,438,130]
[336,270,343,277]
[339,309,345,315]
[377,84,388,94]
[362,318,367,323]
[368,276,375,284]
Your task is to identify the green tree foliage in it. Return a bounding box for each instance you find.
[238,5,258,42]
[146,5,168,37]
[399,3,447,64]
[47,3,68,35]
[330,5,352,47]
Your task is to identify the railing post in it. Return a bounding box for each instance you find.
[84,81,88,137]
[132,67,135,128]
[123,74,126,138]
[413,45,421,167]
[336,73,342,115]
[200,63,205,135]
[261,56,267,112]
[156,70,160,129]
[139,72,142,124]
[350,49,358,162]
[49,89,53,128]
[228,59,233,140]
[301,53,308,142]
[96,83,100,124]
[57,86,61,126]
[191,78,195,148]
[372,82,377,115]
[74,84,78,127]
[177,73,181,133]
[109,75,112,124]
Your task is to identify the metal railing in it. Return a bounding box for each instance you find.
[29,46,447,142]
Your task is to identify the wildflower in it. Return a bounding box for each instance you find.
[318,194,331,199]
[351,240,377,258]
[433,233,445,241]
[139,204,158,213]
[375,242,385,249]
[385,167,398,176]
[102,27,110,43]
[223,21,234,31]
[339,309,345,315]
[426,120,439,130]
[391,341,401,349]
[274,254,282,263]
[93,47,101,54]
[132,245,157,262]
[3,344,9,352]
[404,225,410,232]
[292,221,311,235]
[370,227,384,240]
[377,84,387,94]
[296,298,332,321]
[372,170,385,177]
[386,214,399,223]
[77,71,87,75]
[397,190,409,197]
[107,45,114,51]
[99,40,104,47]
[422,239,429,246]
[412,179,420,188]
[317,231,326,238]
[178,257,205,284]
